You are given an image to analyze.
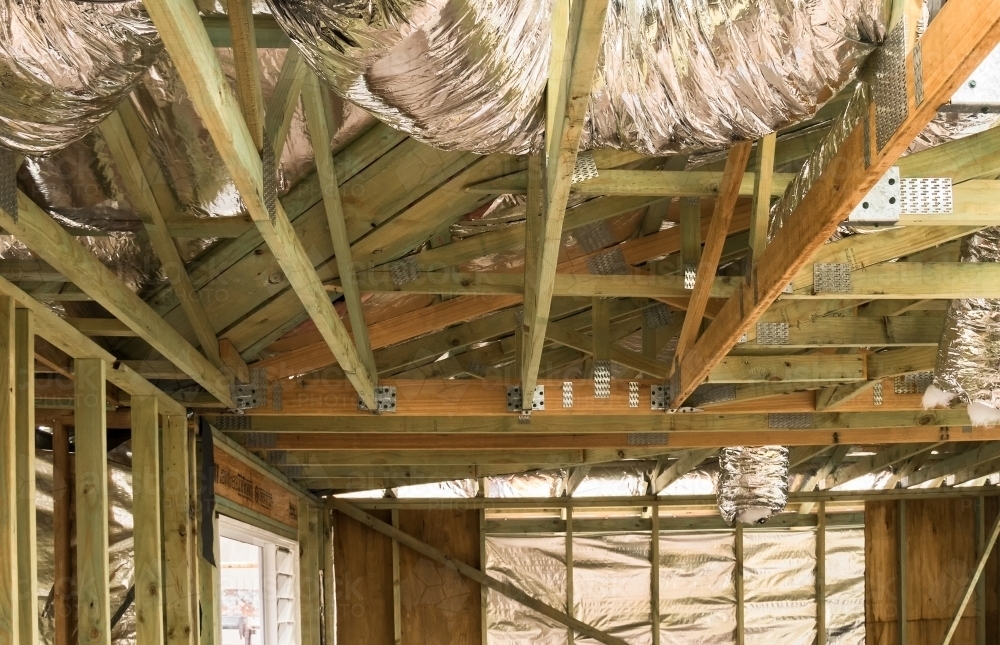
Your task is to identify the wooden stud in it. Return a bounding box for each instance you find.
[680,197,702,270]
[198,511,220,645]
[651,504,660,645]
[52,419,73,645]
[566,506,575,645]
[299,502,322,644]
[0,297,16,645]
[132,396,165,645]
[75,358,110,645]
[672,143,752,389]
[14,308,36,645]
[322,509,335,645]
[218,338,250,384]
[749,133,777,265]
[592,298,610,364]
[816,501,826,645]
[302,73,378,380]
[898,499,907,645]
[735,523,745,645]
[976,496,987,645]
[162,414,196,645]
[391,509,403,645]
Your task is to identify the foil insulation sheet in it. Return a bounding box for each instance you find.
[717,446,789,525]
[266,0,887,154]
[35,447,136,645]
[929,227,1000,414]
[572,463,649,498]
[0,0,161,154]
[487,528,865,644]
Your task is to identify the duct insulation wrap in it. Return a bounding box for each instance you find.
[717,446,789,525]
[0,0,161,154]
[924,227,1000,426]
[266,0,888,155]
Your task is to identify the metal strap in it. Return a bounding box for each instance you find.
[0,147,16,221]
[628,433,668,446]
[388,256,420,286]
[767,412,814,429]
[628,382,639,408]
[571,151,599,184]
[899,177,953,214]
[562,381,574,408]
[263,139,278,225]
[756,322,789,345]
[586,246,629,275]
[813,263,852,294]
[593,360,611,399]
[871,21,908,151]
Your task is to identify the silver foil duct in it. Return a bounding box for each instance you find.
[266,0,887,154]
[0,0,161,154]
[717,446,789,525]
[925,227,1000,425]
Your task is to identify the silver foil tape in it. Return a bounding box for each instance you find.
[266,0,886,154]
[0,0,161,154]
[930,227,1000,409]
[717,445,789,525]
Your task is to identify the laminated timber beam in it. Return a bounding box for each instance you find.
[143,0,380,409]
[0,195,233,407]
[668,0,1000,407]
[0,275,186,415]
[520,0,609,402]
[330,498,629,645]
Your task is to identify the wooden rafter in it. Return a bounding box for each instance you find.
[143,0,379,408]
[668,0,1000,406]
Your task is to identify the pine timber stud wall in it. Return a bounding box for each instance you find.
[333,508,483,644]
[866,497,1000,645]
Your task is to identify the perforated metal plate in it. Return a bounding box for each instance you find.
[756,322,789,345]
[847,167,901,224]
[586,247,629,275]
[913,41,924,106]
[873,381,883,406]
[358,386,397,413]
[683,261,697,290]
[571,151,599,184]
[574,221,616,254]
[388,256,420,286]
[767,412,814,429]
[651,384,668,410]
[687,384,737,407]
[0,147,16,220]
[562,381,573,408]
[628,382,639,408]
[871,21,908,151]
[813,263,852,294]
[507,385,545,412]
[644,303,672,329]
[627,433,668,446]
[264,451,287,465]
[232,368,268,410]
[243,432,277,449]
[214,415,252,431]
[900,177,953,214]
[272,382,283,411]
[263,140,278,225]
[894,372,934,394]
[593,360,611,399]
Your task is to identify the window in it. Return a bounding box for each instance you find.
[219,517,299,645]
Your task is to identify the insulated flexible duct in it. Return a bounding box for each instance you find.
[266,0,887,155]
[0,0,161,154]
[923,227,1000,426]
[717,445,789,525]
